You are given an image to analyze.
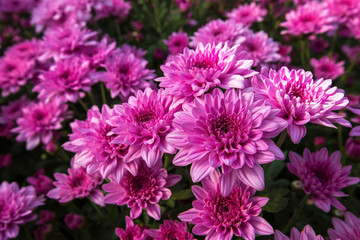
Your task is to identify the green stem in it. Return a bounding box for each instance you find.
[114,21,122,43]
[277,130,288,148]
[338,126,345,165]
[282,194,309,234]
[78,98,88,112]
[89,197,104,218]
[87,91,97,106]
[328,28,340,58]
[300,39,306,68]
[100,83,107,106]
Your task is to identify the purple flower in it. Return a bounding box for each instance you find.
[280,1,337,38]
[0,181,44,240]
[178,170,273,240]
[310,56,345,80]
[147,220,194,240]
[36,210,54,225]
[328,211,360,239]
[64,213,83,230]
[164,32,189,55]
[274,225,324,240]
[96,45,155,100]
[0,0,36,13]
[115,216,149,240]
[63,105,131,182]
[346,137,360,159]
[34,57,95,103]
[288,148,360,212]
[11,99,71,150]
[252,66,351,143]
[93,0,131,21]
[226,2,267,26]
[27,169,54,195]
[0,154,11,169]
[47,167,104,206]
[167,88,287,193]
[189,19,246,48]
[157,43,256,100]
[238,30,281,67]
[109,88,180,168]
[103,160,181,220]
[309,38,329,54]
[0,95,29,124]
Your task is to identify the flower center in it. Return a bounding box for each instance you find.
[135,110,156,125]
[33,110,46,121]
[212,115,236,136]
[193,59,216,69]
[128,174,155,199]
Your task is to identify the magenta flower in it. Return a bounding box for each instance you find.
[226,2,267,26]
[328,211,360,239]
[309,38,329,54]
[346,137,360,159]
[164,32,189,55]
[342,45,360,63]
[167,88,287,192]
[96,45,155,100]
[280,1,336,37]
[0,154,11,169]
[64,213,83,230]
[103,160,181,220]
[11,99,71,150]
[274,225,324,240]
[0,0,36,12]
[175,0,191,12]
[189,19,246,48]
[347,15,360,39]
[288,148,359,212]
[0,181,44,240]
[178,170,273,240]
[310,56,344,80]
[147,220,194,240]
[252,66,351,143]
[47,167,104,206]
[157,43,256,100]
[27,169,54,195]
[325,0,360,23]
[115,216,149,240]
[109,88,180,168]
[238,30,281,67]
[348,107,360,137]
[63,105,132,182]
[93,0,131,21]
[0,95,29,124]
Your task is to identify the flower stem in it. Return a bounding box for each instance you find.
[100,82,107,106]
[276,130,288,148]
[337,126,346,165]
[78,98,88,112]
[328,28,339,58]
[88,197,104,218]
[300,39,306,68]
[87,91,97,106]
[282,194,308,233]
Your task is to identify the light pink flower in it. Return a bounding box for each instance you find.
[328,211,360,239]
[346,15,360,39]
[252,66,351,143]
[147,220,194,240]
[288,148,359,212]
[178,170,273,240]
[274,225,324,240]
[11,99,71,150]
[310,56,344,80]
[280,1,337,37]
[64,213,83,230]
[47,167,104,206]
[103,160,181,220]
[164,32,189,55]
[167,88,287,192]
[115,216,149,240]
[0,182,44,240]
[157,42,256,100]
[226,2,267,26]
[175,0,191,12]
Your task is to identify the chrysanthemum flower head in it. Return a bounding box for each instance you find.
[103,160,181,220]
[93,0,131,21]
[11,99,71,150]
[226,2,267,26]
[115,216,149,240]
[310,56,345,80]
[346,15,360,39]
[274,225,324,240]
[328,211,360,240]
[0,96,29,124]
[147,220,194,240]
[288,148,359,212]
[280,1,337,38]
[252,66,351,143]
[27,169,54,195]
[0,0,36,13]
[47,166,104,206]
[325,0,360,23]
[157,42,256,100]
[0,182,44,240]
[167,88,287,192]
[109,88,181,168]
[179,170,273,240]
[164,31,189,55]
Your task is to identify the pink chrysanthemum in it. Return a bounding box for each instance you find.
[238,30,281,67]
[109,88,180,168]
[167,88,287,193]
[147,220,194,240]
[310,56,344,80]
[115,216,149,240]
[0,154,11,169]
[328,211,360,240]
[280,1,337,37]
[11,99,71,150]
[47,167,104,206]
[252,66,351,143]
[288,148,359,212]
[164,32,189,55]
[103,160,181,220]
[157,43,256,100]
[0,182,44,240]
[96,45,155,100]
[34,57,95,103]
[274,225,324,240]
[63,105,131,182]
[347,107,360,137]
[27,169,54,195]
[346,15,360,39]
[0,0,36,13]
[93,0,131,21]
[189,19,246,48]
[226,2,267,26]
[175,0,191,12]
[178,170,273,240]
[64,213,83,230]
[0,96,29,124]
[325,0,360,23]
